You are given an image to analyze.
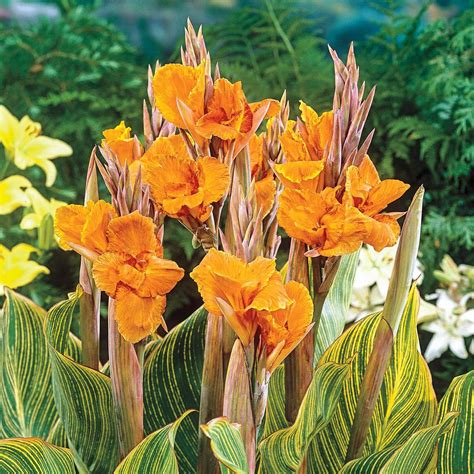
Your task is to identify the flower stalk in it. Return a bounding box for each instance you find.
[108,299,144,459]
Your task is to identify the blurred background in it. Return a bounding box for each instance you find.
[0,0,472,393]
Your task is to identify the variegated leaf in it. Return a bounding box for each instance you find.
[314,250,360,363]
[309,286,437,472]
[144,306,207,472]
[340,412,458,473]
[0,437,75,473]
[259,360,351,473]
[201,417,249,474]
[45,288,119,473]
[115,410,194,474]
[437,370,473,473]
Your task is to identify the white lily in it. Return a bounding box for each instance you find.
[422,291,474,362]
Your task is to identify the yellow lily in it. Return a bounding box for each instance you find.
[0,243,49,295]
[0,105,72,187]
[20,188,67,230]
[0,175,32,215]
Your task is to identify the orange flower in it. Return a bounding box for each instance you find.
[102,121,141,166]
[249,134,276,218]
[258,281,313,373]
[280,102,333,163]
[55,200,117,254]
[344,156,410,250]
[274,160,325,191]
[153,63,278,149]
[55,204,184,342]
[190,249,292,346]
[143,153,229,222]
[153,63,206,130]
[278,187,369,257]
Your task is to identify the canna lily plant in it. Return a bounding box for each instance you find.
[0,21,472,474]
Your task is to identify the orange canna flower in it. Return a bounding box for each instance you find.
[102,121,142,166]
[278,187,369,257]
[153,63,206,131]
[190,249,292,346]
[274,160,325,191]
[344,155,410,250]
[55,200,117,255]
[249,134,276,218]
[143,153,229,223]
[258,281,313,373]
[55,204,184,342]
[153,63,278,149]
[280,102,333,163]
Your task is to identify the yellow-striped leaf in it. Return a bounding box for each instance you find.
[0,437,75,473]
[114,410,194,474]
[437,370,473,473]
[201,417,249,474]
[1,290,56,439]
[144,306,207,472]
[309,286,437,473]
[315,251,360,363]
[45,289,119,473]
[340,412,458,473]
[260,365,288,440]
[259,360,351,473]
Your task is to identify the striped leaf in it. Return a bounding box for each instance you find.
[144,306,207,472]
[0,290,56,439]
[437,370,473,473]
[201,417,249,474]
[45,288,120,473]
[115,410,194,473]
[0,437,75,473]
[340,412,458,473]
[259,360,351,473]
[314,250,360,363]
[309,286,437,473]
[261,365,288,440]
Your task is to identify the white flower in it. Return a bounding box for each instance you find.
[422,291,474,362]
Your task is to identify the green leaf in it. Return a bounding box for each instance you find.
[0,290,56,439]
[259,360,351,473]
[340,412,458,473]
[314,250,360,363]
[143,306,207,472]
[309,286,437,472]
[45,288,119,473]
[201,417,250,474]
[437,370,473,473]
[0,437,75,473]
[115,410,194,474]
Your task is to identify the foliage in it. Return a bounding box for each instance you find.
[0,6,145,195]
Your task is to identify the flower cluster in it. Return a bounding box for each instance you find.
[56,201,184,342]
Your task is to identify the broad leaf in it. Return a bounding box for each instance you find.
[315,250,360,363]
[115,410,193,474]
[340,412,458,473]
[309,286,437,472]
[45,288,119,473]
[437,370,473,473]
[201,417,249,474]
[0,290,56,439]
[259,360,351,473]
[144,306,207,472]
[260,365,288,440]
[0,437,75,473]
